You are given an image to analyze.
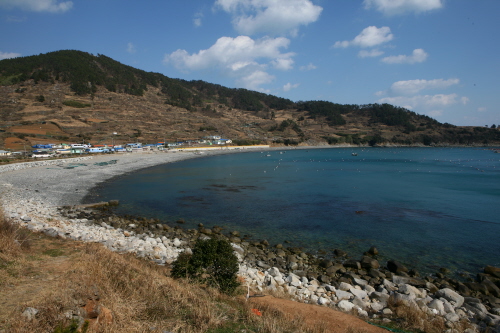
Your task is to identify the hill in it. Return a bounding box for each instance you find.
[0,50,499,150]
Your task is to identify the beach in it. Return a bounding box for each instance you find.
[0,150,232,207]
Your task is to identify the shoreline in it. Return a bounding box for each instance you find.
[1,149,499,331]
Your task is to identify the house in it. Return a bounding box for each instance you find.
[32,151,53,158]
[0,150,12,156]
[70,147,86,154]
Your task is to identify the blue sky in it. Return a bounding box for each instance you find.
[1,0,499,126]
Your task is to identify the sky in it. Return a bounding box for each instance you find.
[0,0,499,126]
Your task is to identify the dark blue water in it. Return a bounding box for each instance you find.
[85,147,500,276]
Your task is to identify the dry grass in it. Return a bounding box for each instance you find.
[386,294,473,333]
[0,216,32,286]
[2,223,360,333]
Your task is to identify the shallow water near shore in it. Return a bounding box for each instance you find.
[84,147,500,276]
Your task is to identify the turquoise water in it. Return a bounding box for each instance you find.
[84,147,500,276]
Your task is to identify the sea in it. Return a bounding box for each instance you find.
[84,147,500,277]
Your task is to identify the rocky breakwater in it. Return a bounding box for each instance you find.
[4,201,500,333]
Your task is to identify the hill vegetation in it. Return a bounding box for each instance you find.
[0,50,499,149]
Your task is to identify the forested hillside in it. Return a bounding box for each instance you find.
[0,50,499,150]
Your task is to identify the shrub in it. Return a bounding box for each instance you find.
[171,238,239,294]
[62,100,91,108]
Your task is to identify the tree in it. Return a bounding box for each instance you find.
[491,124,497,129]
[171,238,239,294]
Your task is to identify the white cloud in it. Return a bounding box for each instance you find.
[215,0,322,36]
[334,26,393,48]
[300,62,317,71]
[272,57,294,70]
[377,94,466,110]
[0,51,21,60]
[0,0,73,13]
[363,0,443,16]
[477,107,487,112]
[390,78,460,95]
[164,35,294,90]
[193,12,203,27]
[358,49,384,58]
[382,48,428,64]
[127,42,136,54]
[239,70,274,90]
[283,82,299,92]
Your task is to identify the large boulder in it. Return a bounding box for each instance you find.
[436,288,464,308]
[360,256,380,270]
[337,300,355,312]
[387,260,408,274]
[485,266,500,279]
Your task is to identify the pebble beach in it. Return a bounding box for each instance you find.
[1,151,500,333]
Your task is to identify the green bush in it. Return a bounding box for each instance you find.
[62,100,91,108]
[171,238,239,294]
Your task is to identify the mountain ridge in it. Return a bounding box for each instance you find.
[0,50,499,150]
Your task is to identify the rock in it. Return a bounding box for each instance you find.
[172,238,182,247]
[318,275,331,284]
[370,292,390,305]
[436,288,464,308]
[399,284,425,298]
[334,249,347,257]
[318,297,331,306]
[371,302,385,312]
[339,282,353,291]
[485,266,500,279]
[387,260,408,274]
[337,300,355,312]
[426,281,439,293]
[481,278,500,298]
[326,264,344,275]
[268,267,282,278]
[350,287,368,300]
[353,277,368,287]
[286,273,302,287]
[383,279,398,292]
[319,259,333,268]
[352,296,368,310]
[392,275,426,287]
[335,289,352,300]
[464,302,489,320]
[22,307,38,320]
[367,246,378,256]
[369,269,385,279]
[360,256,380,269]
[344,260,361,270]
[429,299,445,316]
[445,312,460,323]
[382,308,393,316]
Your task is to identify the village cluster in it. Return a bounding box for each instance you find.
[0,135,233,158]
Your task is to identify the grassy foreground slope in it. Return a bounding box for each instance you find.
[1,214,391,333]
